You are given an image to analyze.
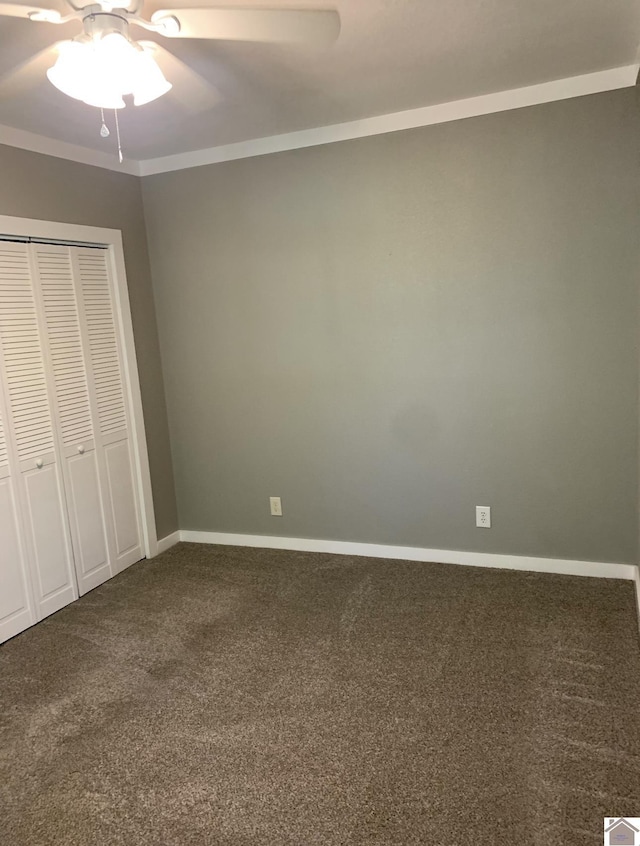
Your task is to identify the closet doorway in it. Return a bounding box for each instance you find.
[0,215,157,645]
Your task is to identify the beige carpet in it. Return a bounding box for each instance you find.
[1,543,640,845]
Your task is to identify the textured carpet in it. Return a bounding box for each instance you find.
[1,543,640,845]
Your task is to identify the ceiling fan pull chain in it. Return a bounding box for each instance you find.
[114,108,123,163]
[99,108,110,139]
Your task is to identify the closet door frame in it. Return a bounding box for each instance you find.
[0,215,159,560]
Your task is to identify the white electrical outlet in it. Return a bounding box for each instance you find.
[270,496,282,516]
[476,506,491,528]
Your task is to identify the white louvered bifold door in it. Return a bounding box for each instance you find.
[32,244,113,595]
[0,241,77,622]
[73,247,142,574]
[0,389,35,643]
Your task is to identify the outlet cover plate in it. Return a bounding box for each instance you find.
[270,496,282,516]
[476,506,491,528]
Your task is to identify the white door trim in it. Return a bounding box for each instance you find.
[0,215,158,559]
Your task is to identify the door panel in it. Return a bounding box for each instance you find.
[0,271,35,645]
[104,438,141,569]
[0,475,34,642]
[66,449,110,590]
[33,244,113,595]
[75,247,142,574]
[23,461,75,617]
[0,241,77,620]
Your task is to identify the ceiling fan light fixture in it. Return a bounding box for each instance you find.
[46,41,99,104]
[81,84,127,109]
[47,37,126,107]
[132,47,172,105]
[46,30,171,109]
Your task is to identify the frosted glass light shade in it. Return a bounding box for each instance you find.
[132,49,172,106]
[46,34,172,109]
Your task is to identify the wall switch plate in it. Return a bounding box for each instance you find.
[270,496,282,516]
[476,506,491,528]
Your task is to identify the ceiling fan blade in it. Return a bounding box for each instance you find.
[150,7,340,44]
[0,43,59,99]
[0,3,62,21]
[139,41,220,112]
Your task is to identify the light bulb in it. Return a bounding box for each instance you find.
[46,32,171,109]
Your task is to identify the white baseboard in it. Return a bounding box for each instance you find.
[178,530,636,581]
[156,531,180,554]
[634,566,640,638]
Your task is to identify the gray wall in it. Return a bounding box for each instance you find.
[0,145,178,540]
[142,88,640,563]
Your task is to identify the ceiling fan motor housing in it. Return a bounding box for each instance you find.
[82,6,131,40]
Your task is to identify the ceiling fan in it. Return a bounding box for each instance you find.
[0,1,341,112]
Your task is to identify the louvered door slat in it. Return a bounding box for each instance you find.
[0,243,54,462]
[0,408,8,478]
[35,246,94,449]
[77,250,127,437]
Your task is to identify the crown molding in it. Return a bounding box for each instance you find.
[138,64,639,176]
[0,123,140,175]
[0,64,637,177]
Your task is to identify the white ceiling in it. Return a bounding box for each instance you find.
[0,0,638,162]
